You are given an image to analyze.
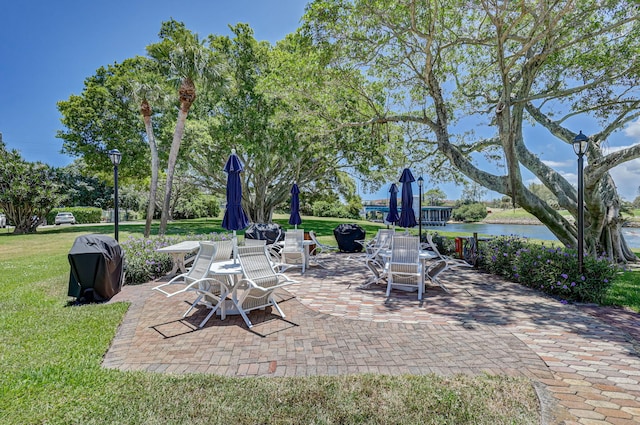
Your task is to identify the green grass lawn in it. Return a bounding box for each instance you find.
[602,269,640,312]
[0,216,542,424]
[484,207,574,222]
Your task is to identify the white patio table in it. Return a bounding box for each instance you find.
[208,259,243,319]
[155,240,200,275]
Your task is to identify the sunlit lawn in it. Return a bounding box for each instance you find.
[0,216,542,424]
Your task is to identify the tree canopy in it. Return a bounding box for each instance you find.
[57,21,391,225]
[303,0,640,262]
[0,138,65,234]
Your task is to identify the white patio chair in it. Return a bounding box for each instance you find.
[265,228,285,263]
[307,230,338,268]
[359,229,394,287]
[385,235,424,300]
[214,239,234,262]
[234,245,298,328]
[152,242,228,327]
[426,259,450,293]
[280,229,306,273]
[426,233,473,268]
[244,238,266,246]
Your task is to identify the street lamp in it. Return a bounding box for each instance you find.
[417,176,424,243]
[108,149,122,242]
[573,131,588,274]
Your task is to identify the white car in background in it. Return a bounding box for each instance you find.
[0,213,5,228]
[54,212,76,225]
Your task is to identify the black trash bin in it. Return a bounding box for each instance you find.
[67,234,125,302]
[333,224,366,252]
[244,223,284,245]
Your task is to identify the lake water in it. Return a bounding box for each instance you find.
[422,223,640,249]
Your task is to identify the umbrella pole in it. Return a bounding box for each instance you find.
[233,230,238,263]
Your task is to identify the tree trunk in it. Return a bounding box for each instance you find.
[141,100,159,238]
[159,78,196,235]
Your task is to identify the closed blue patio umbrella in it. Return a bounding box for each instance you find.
[289,183,302,229]
[385,183,400,227]
[222,150,249,260]
[398,168,417,229]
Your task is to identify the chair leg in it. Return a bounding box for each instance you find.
[385,276,392,297]
[270,296,286,318]
[238,308,254,328]
[198,302,222,328]
[183,294,203,317]
[437,277,450,293]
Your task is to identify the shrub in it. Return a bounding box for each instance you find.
[477,235,620,303]
[452,203,488,222]
[312,200,355,219]
[120,232,232,285]
[173,194,220,219]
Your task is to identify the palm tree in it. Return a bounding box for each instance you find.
[116,57,169,238]
[147,20,225,234]
[134,86,161,238]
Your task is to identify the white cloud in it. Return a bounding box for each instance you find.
[609,160,640,200]
[542,159,573,168]
[599,143,640,200]
[624,118,640,139]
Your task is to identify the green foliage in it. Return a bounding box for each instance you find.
[424,188,446,206]
[54,161,114,208]
[57,57,154,180]
[312,200,359,219]
[0,142,65,233]
[452,203,488,222]
[120,232,232,284]
[478,236,620,303]
[47,207,102,224]
[173,194,220,219]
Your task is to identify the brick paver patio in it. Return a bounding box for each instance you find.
[104,252,640,424]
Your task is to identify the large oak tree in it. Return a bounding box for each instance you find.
[189,24,391,222]
[304,0,640,262]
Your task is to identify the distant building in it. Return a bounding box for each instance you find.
[362,198,452,226]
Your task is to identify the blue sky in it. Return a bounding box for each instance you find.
[0,1,306,169]
[2,1,639,202]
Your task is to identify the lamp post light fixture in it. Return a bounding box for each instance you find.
[573,131,588,274]
[417,176,424,243]
[108,149,122,242]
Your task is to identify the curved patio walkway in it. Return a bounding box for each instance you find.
[104,253,640,425]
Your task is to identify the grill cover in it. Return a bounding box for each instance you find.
[333,224,366,252]
[67,234,125,301]
[244,223,283,245]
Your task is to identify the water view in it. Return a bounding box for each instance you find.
[422,223,640,249]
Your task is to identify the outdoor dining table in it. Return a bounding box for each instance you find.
[373,249,439,291]
[379,249,439,263]
[155,240,200,275]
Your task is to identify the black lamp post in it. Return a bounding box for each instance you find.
[108,149,122,241]
[573,131,588,274]
[417,176,424,243]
